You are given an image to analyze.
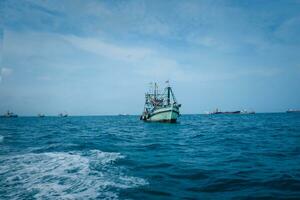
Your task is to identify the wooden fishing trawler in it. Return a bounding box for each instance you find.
[140,82,181,123]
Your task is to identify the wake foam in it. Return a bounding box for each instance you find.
[0,150,147,199]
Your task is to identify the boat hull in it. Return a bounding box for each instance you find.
[287,110,300,113]
[142,105,180,123]
[1,115,18,118]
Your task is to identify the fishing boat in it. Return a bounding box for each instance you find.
[140,82,181,123]
[38,113,45,117]
[59,113,68,117]
[1,110,18,118]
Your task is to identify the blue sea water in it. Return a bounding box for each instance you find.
[1,113,300,199]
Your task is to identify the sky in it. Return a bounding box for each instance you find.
[0,0,300,115]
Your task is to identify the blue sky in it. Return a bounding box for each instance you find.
[1,0,300,115]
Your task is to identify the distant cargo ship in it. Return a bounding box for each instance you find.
[38,114,45,117]
[241,110,256,114]
[286,109,300,113]
[1,111,18,118]
[140,82,181,123]
[209,109,255,115]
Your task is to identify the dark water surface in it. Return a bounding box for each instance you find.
[1,114,300,199]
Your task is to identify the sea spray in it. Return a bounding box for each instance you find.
[0,150,147,199]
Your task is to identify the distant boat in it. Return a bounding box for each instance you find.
[286,109,300,113]
[209,108,239,114]
[240,110,255,114]
[209,109,255,115]
[38,114,45,117]
[1,110,18,118]
[118,114,129,116]
[59,113,68,117]
[140,82,181,123]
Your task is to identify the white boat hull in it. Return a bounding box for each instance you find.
[143,105,180,122]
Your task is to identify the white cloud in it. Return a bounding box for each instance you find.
[37,75,52,81]
[3,29,195,85]
[3,30,71,58]
[0,67,13,83]
[64,35,153,62]
[134,57,193,81]
[63,34,196,82]
[187,34,219,47]
[3,29,282,88]
[136,18,171,37]
[1,67,13,76]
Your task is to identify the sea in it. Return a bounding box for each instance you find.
[1,113,300,199]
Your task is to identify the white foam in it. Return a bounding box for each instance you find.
[0,150,147,199]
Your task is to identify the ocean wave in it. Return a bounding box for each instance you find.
[0,150,147,199]
[0,135,3,143]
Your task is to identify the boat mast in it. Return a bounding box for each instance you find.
[167,86,171,105]
[154,82,157,100]
[170,87,177,104]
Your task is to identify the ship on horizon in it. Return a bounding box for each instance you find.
[286,109,300,113]
[209,108,255,115]
[59,112,68,117]
[1,110,18,118]
[140,82,181,123]
[38,113,45,117]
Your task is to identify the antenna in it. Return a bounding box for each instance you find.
[165,80,170,87]
[148,82,153,94]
